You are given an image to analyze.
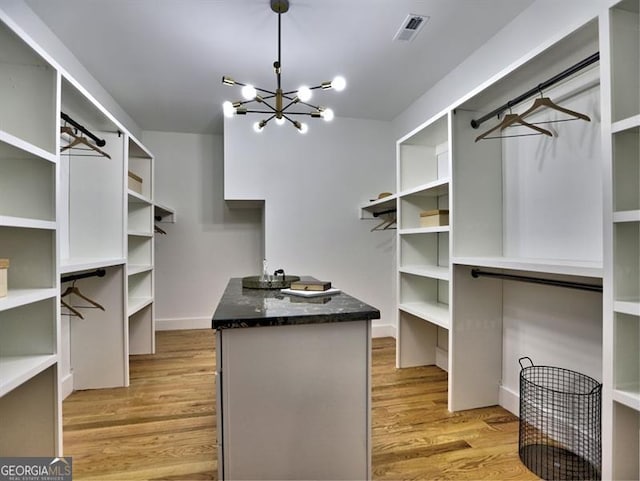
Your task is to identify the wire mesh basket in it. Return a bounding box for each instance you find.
[518,357,602,480]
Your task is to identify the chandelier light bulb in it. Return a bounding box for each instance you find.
[331,76,346,92]
[242,85,257,100]
[253,121,265,133]
[222,101,235,118]
[298,122,309,134]
[297,86,312,102]
[275,117,286,126]
[322,108,334,122]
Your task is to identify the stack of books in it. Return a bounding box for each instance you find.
[281,277,341,297]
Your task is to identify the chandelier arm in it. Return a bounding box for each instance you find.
[281,112,315,116]
[245,109,281,114]
[295,100,323,110]
[255,86,276,95]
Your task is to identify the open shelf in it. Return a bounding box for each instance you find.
[399,302,449,329]
[128,190,152,205]
[398,178,449,198]
[612,114,640,133]
[0,288,57,312]
[613,386,640,411]
[61,257,126,274]
[128,296,153,316]
[154,202,176,223]
[128,264,153,276]
[399,265,449,281]
[0,216,56,230]
[452,256,603,278]
[359,194,396,220]
[0,130,57,164]
[0,354,57,397]
[614,300,640,316]
[400,226,450,235]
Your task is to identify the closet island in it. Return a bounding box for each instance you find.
[212,277,379,480]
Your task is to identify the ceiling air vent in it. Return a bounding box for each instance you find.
[393,14,429,42]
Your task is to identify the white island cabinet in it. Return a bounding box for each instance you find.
[212,278,380,480]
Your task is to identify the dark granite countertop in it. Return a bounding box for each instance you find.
[212,278,380,329]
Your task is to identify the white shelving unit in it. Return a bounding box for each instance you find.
[396,113,451,372]
[59,77,129,393]
[154,202,176,223]
[602,1,639,478]
[127,136,155,355]
[0,16,61,456]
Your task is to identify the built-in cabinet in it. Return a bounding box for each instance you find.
[386,3,637,479]
[395,114,451,372]
[0,17,61,456]
[0,10,166,457]
[602,1,639,479]
[127,138,155,355]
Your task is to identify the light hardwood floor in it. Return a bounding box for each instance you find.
[62,329,538,480]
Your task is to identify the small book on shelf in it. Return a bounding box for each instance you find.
[290,277,332,291]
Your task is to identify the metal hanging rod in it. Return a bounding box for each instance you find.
[470,52,600,129]
[372,208,397,217]
[471,268,602,293]
[61,269,106,284]
[61,112,107,147]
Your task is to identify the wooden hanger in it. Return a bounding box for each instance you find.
[62,282,106,311]
[155,224,167,235]
[475,112,553,142]
[61,298,84,319]
[519,94,590,123]
[60,128,111,159]
[371,216,396,232]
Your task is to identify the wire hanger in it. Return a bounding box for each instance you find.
[60,125,111,159]
[61,280,106,311]
[475,107,553,142]
[519,88,591,124]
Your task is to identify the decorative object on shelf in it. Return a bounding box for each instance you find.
[221,0,346,133]
[518,357,602,481]
[0,258,9,298]
[128,171,143,194]
[370,192,393,202]
[420,209,449,227]
[290,277,332,291]
[281,287,341,297]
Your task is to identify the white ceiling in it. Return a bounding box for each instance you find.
[25,0,534,134]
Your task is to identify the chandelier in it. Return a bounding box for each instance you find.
[221,0,346,133]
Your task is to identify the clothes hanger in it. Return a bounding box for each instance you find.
[371,215,396,232]
[61,281,106,311]
[475,109,553,142]
[154,224,167,235]
[60,131,112,159]
[519,90,590,123]
[61,298,84,319]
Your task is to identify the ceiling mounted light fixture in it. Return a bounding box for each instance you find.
[221,0,346,133]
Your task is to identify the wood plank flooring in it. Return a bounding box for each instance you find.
[63,330,538,480]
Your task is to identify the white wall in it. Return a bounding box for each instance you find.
[142,131,263,329]
[224,117,396,335]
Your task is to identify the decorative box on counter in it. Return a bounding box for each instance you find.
[128,170,143,194]
[420,209,449,228]
[0,258,9,297]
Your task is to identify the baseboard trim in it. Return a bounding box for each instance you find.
[372,323,396,339]
[61,372,74,400]
[499,384,520,416]
[156,317,211,330]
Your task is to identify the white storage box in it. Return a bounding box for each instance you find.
[420,209,449,228]
[128,170,143,194]
[0,258,9,297]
